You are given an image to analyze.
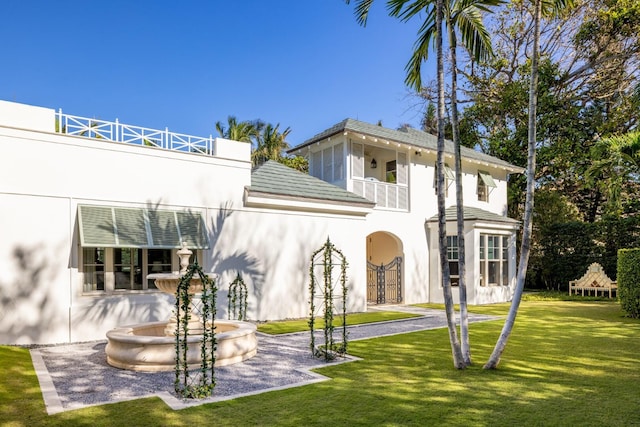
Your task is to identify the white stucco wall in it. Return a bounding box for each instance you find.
[0,101,369,344]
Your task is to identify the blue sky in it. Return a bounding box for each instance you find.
[1,1,434,145]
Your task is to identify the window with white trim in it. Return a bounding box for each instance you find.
[81,247,198,293]
[479,234,509,286]
[477,170,497,202]
[446,235,459,286]
[82,247,105,292]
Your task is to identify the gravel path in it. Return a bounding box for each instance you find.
[31,307,497,414]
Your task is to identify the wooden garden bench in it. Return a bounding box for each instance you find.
[569,262,617,298]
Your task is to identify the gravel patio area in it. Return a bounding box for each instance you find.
[31,307,497,414]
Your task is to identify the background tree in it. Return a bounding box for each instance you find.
[215,116,258,143]
[252,123,292,167]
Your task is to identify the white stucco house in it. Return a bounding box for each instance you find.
[0,100,523,345]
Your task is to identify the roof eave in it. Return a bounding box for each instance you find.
[244,187,374,216]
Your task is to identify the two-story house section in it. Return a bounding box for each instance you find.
[289,119,525,306]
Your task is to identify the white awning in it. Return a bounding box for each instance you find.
[78,205,209,249]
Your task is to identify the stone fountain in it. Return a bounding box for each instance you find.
[105,243,257,372]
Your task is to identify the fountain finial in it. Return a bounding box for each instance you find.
[177,242,192,274]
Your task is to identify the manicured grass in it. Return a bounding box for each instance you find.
[257,310,422,335]
[2,300,638,426]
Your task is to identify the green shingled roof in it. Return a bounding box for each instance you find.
[249,160,374,206]
[427,206,520,224]
[290,118,523,173]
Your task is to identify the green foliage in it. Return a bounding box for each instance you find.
[278,155,309,173]
[228,272,248,321]
[529,217,640,290]
[617,248,640,318]
[309,237,348,361]
[174,261,217,399]
[215,116,258,143]
[461,0,640,223]
[251,122,291,167]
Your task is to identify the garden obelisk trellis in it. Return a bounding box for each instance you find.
[173,253,217,399]
[309,238,349,361]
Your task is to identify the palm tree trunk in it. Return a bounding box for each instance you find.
[447,19,471,367]
[484,0,540,369]
[437,0,465,369]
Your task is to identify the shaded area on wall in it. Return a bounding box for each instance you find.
[0,244,67,344]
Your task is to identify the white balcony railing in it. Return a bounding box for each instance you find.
[55,110,214,155]
[352,178,408,210]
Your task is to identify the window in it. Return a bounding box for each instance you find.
[479,234,509,286]
[477,170,497,202]
[147,249,172,289]
[434,163,454,197]
[82,247,105,292]
[114,248,143,290]
[446,236,459,286]
[82,247,179,293]
[386,160,397,183]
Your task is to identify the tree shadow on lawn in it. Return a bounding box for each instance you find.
[10,302,640,426]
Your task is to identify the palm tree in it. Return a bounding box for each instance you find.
[252,123,292,167]
[392,0,500,366]
[348,0,499,367]
[484,0,574,369]
[586,131,640,216]
[215,116,258,143]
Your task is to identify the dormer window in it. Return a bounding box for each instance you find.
[477,170,496,202]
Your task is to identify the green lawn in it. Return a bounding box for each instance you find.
[2,300,638,426]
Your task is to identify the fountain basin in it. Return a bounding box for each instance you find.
[105,320,257,372]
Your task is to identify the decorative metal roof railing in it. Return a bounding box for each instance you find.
[55,109,214,155]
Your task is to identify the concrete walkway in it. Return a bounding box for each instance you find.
[31,307,497,414]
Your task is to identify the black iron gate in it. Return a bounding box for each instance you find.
[367,257,402,304]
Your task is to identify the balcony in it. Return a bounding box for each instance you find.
[352,178,408,211]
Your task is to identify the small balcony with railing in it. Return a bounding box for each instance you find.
[352,177,408,210]
[351,143,409,211]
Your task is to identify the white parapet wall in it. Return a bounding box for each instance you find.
[0,100,55,132]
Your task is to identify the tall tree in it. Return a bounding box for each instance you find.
[350,0,500,366]
[392,0,500,365]
[484,0,574,369]
[348,0,465,367]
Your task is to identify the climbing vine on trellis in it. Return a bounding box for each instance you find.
[174,260,217,399]
[228,272,248,321]
[309,237,348,361]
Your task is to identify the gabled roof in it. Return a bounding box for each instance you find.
[247,160,374,207]
[426,206,520,225]
[289,118,524,173]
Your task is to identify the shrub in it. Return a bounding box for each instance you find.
[617,249,640,318]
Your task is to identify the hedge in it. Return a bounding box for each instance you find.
[617,249,640,318]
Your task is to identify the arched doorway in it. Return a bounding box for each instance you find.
[366,231,403,304]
